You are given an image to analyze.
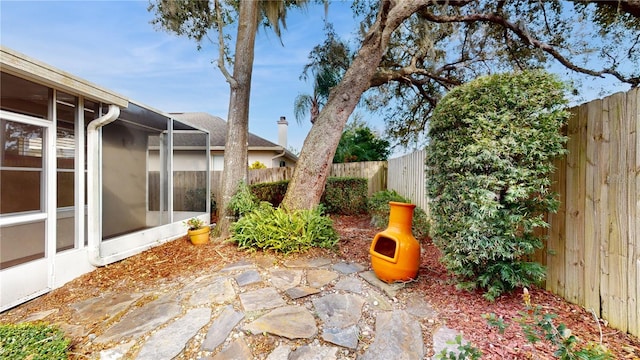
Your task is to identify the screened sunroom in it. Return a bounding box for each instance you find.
[0,47,210,311]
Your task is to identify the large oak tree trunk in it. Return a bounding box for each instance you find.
[216,1,259,238]
[282,0,422,210]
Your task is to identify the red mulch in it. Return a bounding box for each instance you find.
[333,214,640,359]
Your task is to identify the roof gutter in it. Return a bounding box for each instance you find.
[86,104,120,267]
[271,148,286,160]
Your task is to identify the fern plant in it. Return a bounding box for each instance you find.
[230,204,338,254]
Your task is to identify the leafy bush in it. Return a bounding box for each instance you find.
[228,181,260,218]
[249,161,267,169]
[368,190,430,239]
[425,70,569,300]
[0,322,70,360]
[230,204,338,254]
[320,177,367,215]
[250,180,289,207]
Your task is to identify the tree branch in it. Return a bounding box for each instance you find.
[419,10,640,87]
[573,0,640,18]
[214,0,236,88]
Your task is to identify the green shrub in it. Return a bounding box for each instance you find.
[368,190,430,239]
[249,161,266,169]
[228,181,260,218]
[230,204,338,254]
[320,177,367,215]
[250,180,289,207]
[0,322,70,360]
[425,70,569,301]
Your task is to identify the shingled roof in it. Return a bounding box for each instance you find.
[170,112,282,149]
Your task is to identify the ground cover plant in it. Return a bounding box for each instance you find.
[426,70,570,301]
[0,322,70,360]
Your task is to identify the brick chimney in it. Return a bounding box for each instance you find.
[277,116,288,148]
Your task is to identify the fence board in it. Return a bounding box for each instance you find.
[595,98,611,319]
[564,105,586,305]
[387,150,429,213]
[330,161,387,196]
[548,145,567,298]
[628,88,640,336]
[584,98,603,313]
[604,92,629,332]
[382,90,638,337]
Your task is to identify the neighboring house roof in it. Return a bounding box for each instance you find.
[170,112,298,162]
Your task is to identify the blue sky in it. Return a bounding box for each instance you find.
[0,1,356,154]
[0,1,633,157]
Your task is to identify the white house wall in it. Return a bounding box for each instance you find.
[0,47,210,312]
[149,150,289,171]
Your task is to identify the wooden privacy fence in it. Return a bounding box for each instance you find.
[546,88,639,337]
[152,161,388,211]
[387,150,429,215]
[382,89,639,337]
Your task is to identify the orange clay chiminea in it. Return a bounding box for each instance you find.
[369,201,420,283]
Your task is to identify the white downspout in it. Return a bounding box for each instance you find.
[86,104,120,267]
[271,148,287,167]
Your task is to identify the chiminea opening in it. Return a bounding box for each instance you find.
[372,236,397,259]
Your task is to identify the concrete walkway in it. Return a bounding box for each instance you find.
[22,257,463,359]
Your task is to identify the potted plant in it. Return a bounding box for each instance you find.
[184,217,210,245]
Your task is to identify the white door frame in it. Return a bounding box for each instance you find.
[0,110,56,312]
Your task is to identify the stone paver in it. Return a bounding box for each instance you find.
[289,344,339,360]
[235,269,262,286]
[332,261,365,274]
[306,269,338,288]
[312,293,365,328]
[334,277,363,293]
[361,310,424,360]
[243,305,317,339]
[266,344,292,360]
[239,287,285,311]
[202,305,245,351]
[71,293,141,324]
[359,270,405,297]
[321,324,359,349]
[269,269,303,290]
[285,286,320,300]
[210,338,253,360]
[135,307,211,360]
[189,277,235,306]
[53,256,448,359]
[95,295,182,344]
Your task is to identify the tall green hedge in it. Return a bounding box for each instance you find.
[425,70,569,300]
[320,177,368,215]
[248,177,368,215]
